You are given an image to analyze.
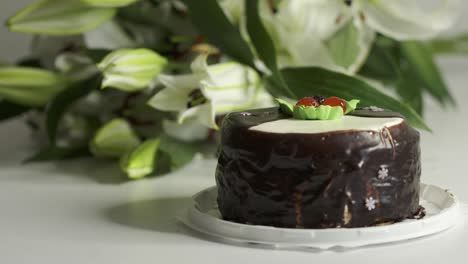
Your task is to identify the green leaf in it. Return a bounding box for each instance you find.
[430,34,468,55]
[396,72,424,115]
[275,98,293,115]
[24,145,90,163]
[16,57,43,68]
[97,48,167,91]
[0,100,30,122]
[181,0,256,69]
[80,0,138,7]
[358,39,401,83]
[273,67,430,131]
[7,0,116,35]
[358,38,424,114]
[326,22,361,70]
[46,75,102,145]
[400,41,453,106]
[244,0,294,97]
[245,0,277,73]
[86,49,112,63]
[0,67,68,106]
[159,135,199,170]
[120,138,161,179]
[90,118,141,158]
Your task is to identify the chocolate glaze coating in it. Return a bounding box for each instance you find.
[216,107,421,228]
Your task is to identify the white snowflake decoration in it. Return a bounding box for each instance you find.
[378,165,389,180]
[365,197,377,211]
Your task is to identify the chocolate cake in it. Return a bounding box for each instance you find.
[215,106,422,228]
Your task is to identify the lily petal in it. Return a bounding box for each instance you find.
[325,19,375,73]
[202,62,269,112]
[350,19,376,73]
[274,0,351,40]
[206,62,258,89]
[162,118,209,142]
[158,73,204,91]
[148,55,212,116]
[190,54,210,76]
[178,103,217,129]
[359,0,460,40]
[205,87,249,109]
[147,85,188,111]
[286,37,341,70]
[219,0,244,24]
[263,0,353,69]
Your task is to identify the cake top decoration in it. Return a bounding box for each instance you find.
[276,96,360,120]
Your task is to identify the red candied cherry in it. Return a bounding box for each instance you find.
[296,97,319,107]
[322,96,347,112]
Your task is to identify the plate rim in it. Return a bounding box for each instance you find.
[181,183,460,249]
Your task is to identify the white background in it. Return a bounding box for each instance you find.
[1,1,468,264]
[0,0,36,63]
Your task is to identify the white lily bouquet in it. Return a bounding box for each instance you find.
[0,0,463,179]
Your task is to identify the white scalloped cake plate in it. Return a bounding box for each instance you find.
[181,184,460,250]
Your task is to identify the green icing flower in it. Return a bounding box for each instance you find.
[276,98,360,120]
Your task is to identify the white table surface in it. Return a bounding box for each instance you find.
[1,57,468,263]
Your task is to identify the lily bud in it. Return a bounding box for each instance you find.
[7,0,116,35]
[0,67,68,106]
[120,138,161,179]
[80,0,138,7]
[89,118,141,158]
[97,49,168,92]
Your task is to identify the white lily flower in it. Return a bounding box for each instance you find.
[147,55,216,129]
[204,61,273,112]
[220,0,458,72]
[148,55,273,130]
[272,0,458,42]
[266,0,374,72]
[222,0,372,72]
[350,0,460,40]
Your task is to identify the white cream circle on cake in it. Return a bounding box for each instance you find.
[249,115,404,134]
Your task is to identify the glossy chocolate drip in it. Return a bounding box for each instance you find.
[216,107,421,228]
